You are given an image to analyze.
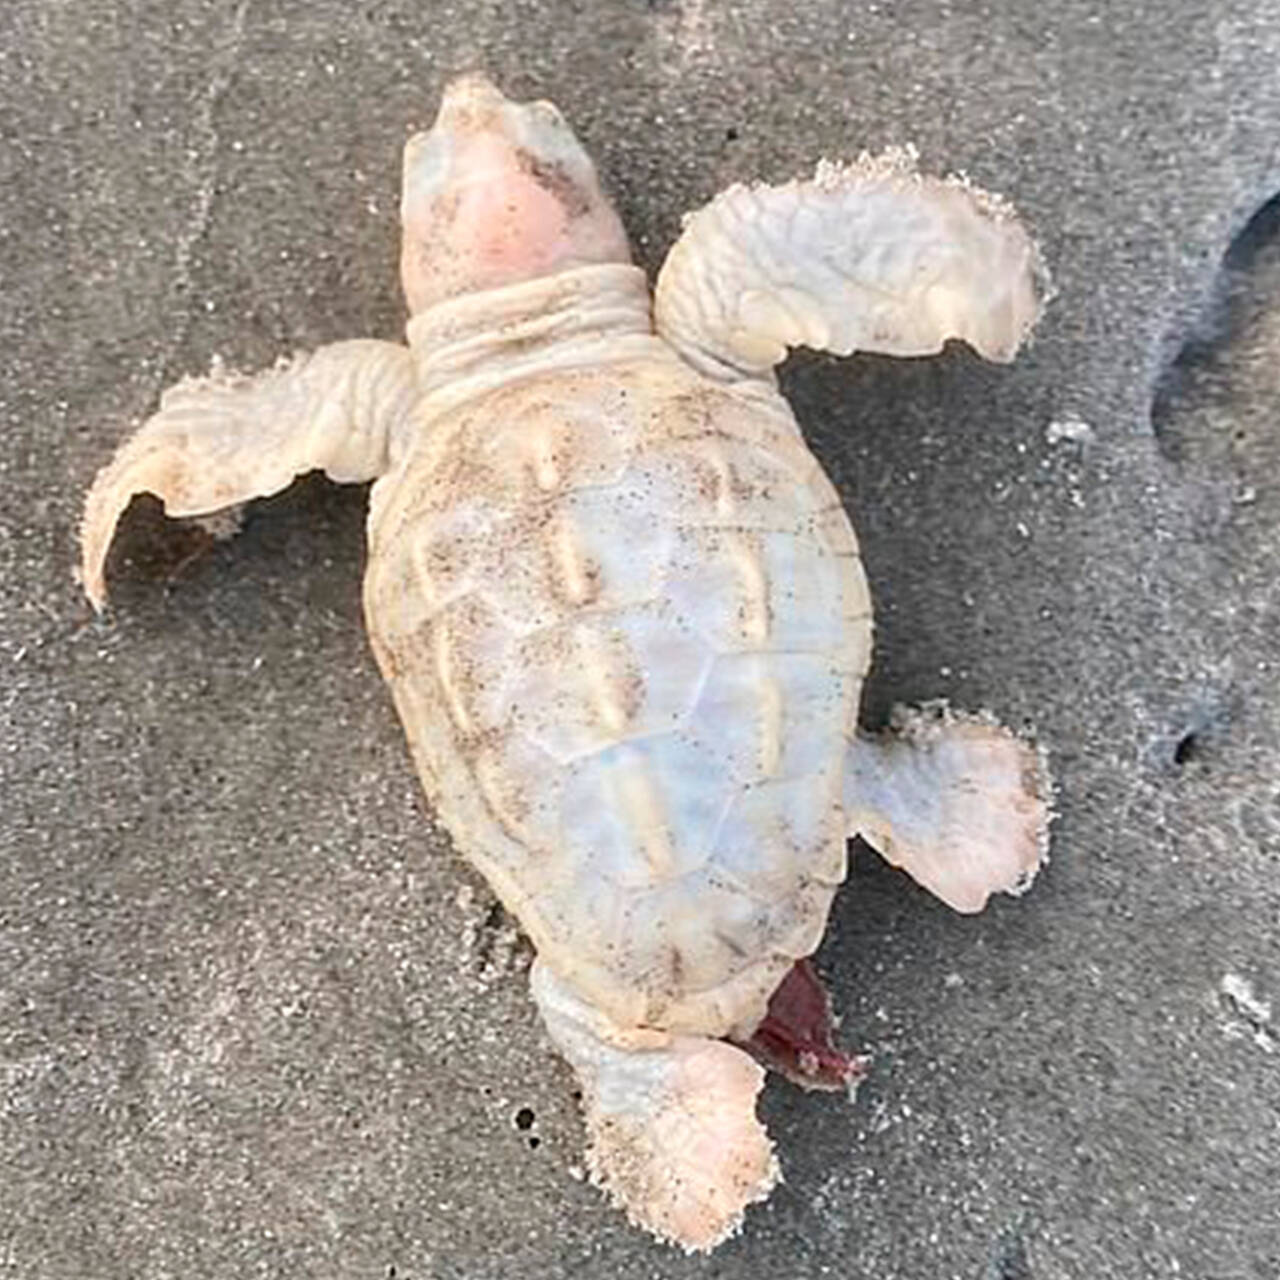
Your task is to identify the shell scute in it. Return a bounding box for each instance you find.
[547,485,677,611]
[710,774,844,900]
[687,651,851,788]
[477,396,639,502]
[500,610,714,764]
[558,733,729,891]
[409,499,498,617]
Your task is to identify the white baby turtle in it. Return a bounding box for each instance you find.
[81,74,1052,1252]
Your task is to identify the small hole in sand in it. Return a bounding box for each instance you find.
[1173,732,1200,765]
[514,1106,535,1130]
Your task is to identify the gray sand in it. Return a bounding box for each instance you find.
[2,3,1278,1276]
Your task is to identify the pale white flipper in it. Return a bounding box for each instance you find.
[530,961,778,1253]
[654,148,1048,377]
[846,702,1052,914]
[81,339,417,609]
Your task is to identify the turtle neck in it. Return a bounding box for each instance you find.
[405,263,660,413]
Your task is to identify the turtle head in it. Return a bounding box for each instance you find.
[399,74,632,315]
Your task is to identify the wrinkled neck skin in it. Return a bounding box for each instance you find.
[405,263,661,414]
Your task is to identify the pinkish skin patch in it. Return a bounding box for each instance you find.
[738,958,871,1094]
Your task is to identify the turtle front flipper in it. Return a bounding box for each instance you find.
[80,339,417,610]
[531,962,778,1253]
[654,149,1048,378]
[845,702,1052,914]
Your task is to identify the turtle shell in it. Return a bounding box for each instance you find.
[363,352,872,1036]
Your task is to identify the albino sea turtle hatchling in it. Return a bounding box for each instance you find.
[81,74,1052,1251]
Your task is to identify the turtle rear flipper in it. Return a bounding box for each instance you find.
[80,338,416,610]
[531,962,778,1253]
[846,702,1052,914]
